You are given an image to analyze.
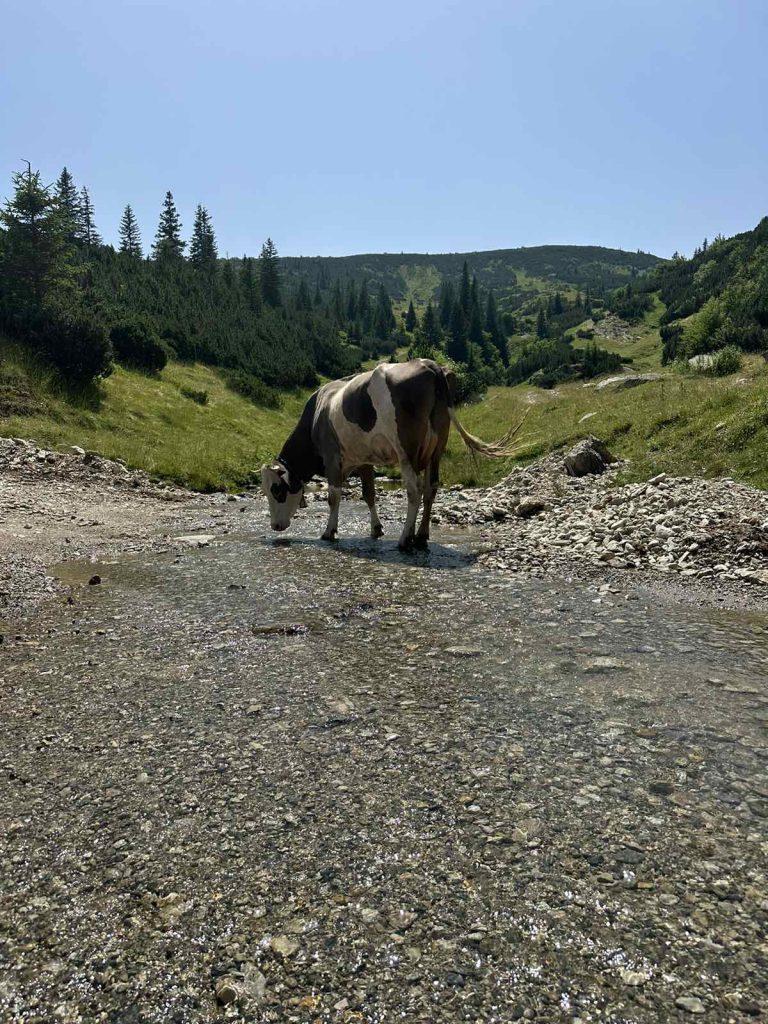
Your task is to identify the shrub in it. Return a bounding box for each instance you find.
[110,319,167,372]
[39,311,113,382]
[708,345,743,377]
[222,369,282,409]
[180,386,208,405]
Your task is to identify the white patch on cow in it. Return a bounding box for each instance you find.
[328,365,401,473]
[261,464,304,532]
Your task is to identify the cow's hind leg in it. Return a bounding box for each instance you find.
[359,465,383,539]
[415,455,440,548]
[398,463,423,551]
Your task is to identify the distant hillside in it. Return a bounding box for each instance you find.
[279,245,662,307]
[651,217,768,362]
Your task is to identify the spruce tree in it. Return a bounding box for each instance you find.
[77,187,102,250]
[296,278,312,311]
[0,163,70,310]
[485,290,507,364]
[459,261,471,314]
[468,300,485,349]
[536,308,548,339]
[189,205,217,275]
[152,191,184,261]
[259,237,281,307]
[373,284,395,340]
[240,256,262,313]
[439,280,454,327]
[447,302,469,363]
[357,279,370,329]
[413,301,442,355]
[346,280,358,321]
[405,299,417,332]
[118,204,143,257]
[55,167,81,245]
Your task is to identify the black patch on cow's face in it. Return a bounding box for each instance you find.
[270,477,289,503]
[341,376,377,432]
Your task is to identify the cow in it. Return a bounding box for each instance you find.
[261,358,524,550]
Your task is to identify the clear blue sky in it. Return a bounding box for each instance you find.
[2,0,766,259]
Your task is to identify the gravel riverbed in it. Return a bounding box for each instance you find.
[1,437,767,1022]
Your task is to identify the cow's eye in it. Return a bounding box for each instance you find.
[270,480,288,502]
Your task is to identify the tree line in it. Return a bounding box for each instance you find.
[0,165,383,392]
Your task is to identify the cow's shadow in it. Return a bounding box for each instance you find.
[268,535,477,571]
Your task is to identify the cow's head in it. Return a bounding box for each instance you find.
[261,462,305,532]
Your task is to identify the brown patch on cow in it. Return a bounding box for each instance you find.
[385,360,450,471]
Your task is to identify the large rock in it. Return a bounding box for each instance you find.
[689,353,715,370]
[595,373,662,391]
[564,437,616,477]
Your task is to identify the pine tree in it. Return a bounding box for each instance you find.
[189,205,217,275]
[405,300,417,332]
[536,308,548,339]
[118,205,143,257]
[346,280,358,321]
[373,284,395,340]
[77,187,102,250]
[484,290,507,364]
[152,191,184,261]
[419,302,442,348]
[296,278,312,311]
[468,300,484,349]
[240,256,262,313]
[447,302,469,363]
[439,280,454,327]
[259,237,281,307]
[459,261,471,314]
[552,292,563,315]
[55,167,81,245]
[357,279,370,329]
[0,163,70,310]
[470,274,480,313]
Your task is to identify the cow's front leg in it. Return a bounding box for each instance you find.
[359,465,383,539]
[398,463,423,551]
[321,484,342,541]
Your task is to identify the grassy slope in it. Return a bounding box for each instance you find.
[0,346,311,491]
[441,355,768,489]
[3,309,768,493]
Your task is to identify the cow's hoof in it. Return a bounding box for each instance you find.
[398,539,415,553]
[413,535,429,549]
[371,524,384,539]
[321,531,337,542]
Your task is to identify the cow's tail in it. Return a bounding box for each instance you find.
[440,366,529,459]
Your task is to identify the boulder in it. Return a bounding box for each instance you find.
[595,373,662,391]
[688,354,714,370]
[516,497,548,518]
[563,437,616,477]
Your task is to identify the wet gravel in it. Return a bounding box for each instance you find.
[1,498,767,1023]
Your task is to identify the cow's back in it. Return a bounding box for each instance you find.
[324,360,450,473]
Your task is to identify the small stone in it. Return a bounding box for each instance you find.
[675,996,706,1014]
[88,574,101,586]
[649,779,674,795]
[445,645,483,658]
[270,934,299,958]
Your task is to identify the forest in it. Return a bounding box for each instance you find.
[4,163,764,403]
[0,164,628,399]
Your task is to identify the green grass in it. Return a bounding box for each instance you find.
[4,334,768,495]
[440,355,768,489]
[0,342,311,491]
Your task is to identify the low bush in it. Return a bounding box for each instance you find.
[180,386,208,405]
[222,369,282,409]
[39,311,113,382]
[110,319,167,373]
[708,345,743,377]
